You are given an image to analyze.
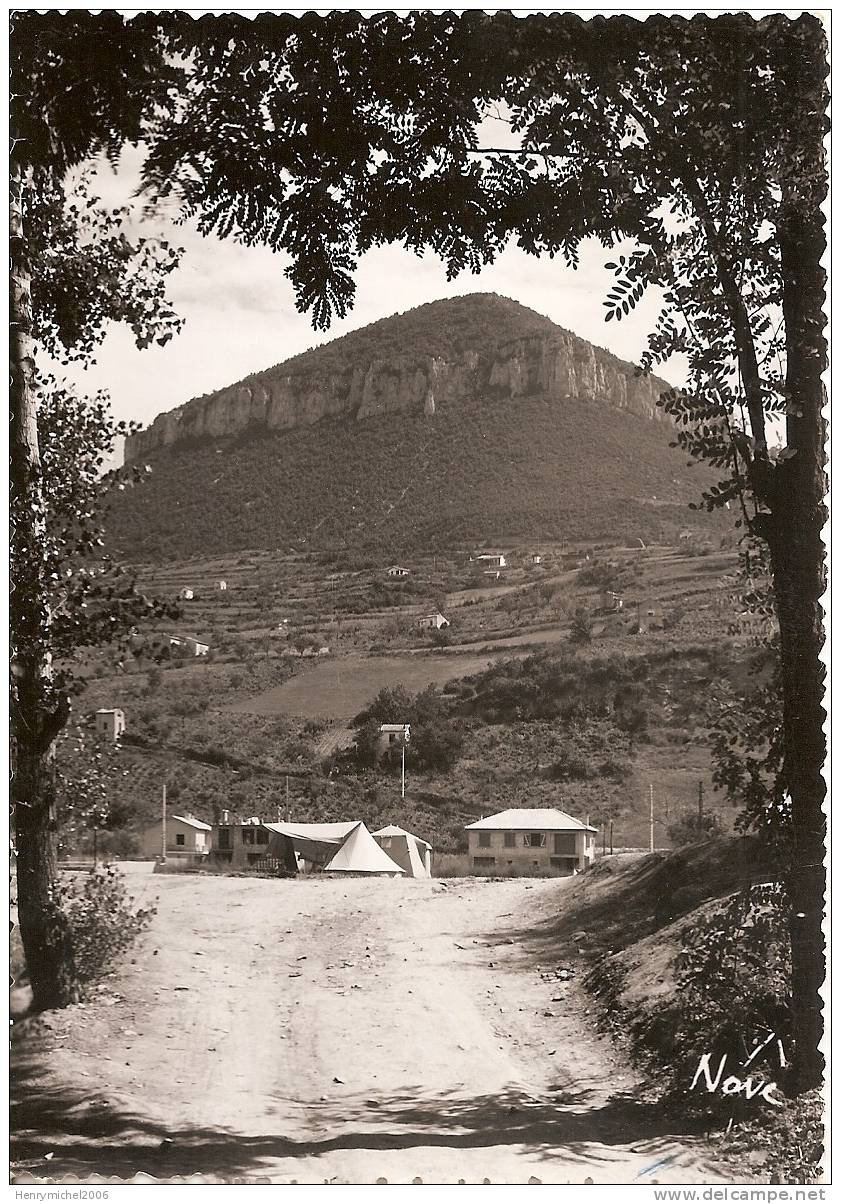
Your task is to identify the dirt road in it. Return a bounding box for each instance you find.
[12,873,730,1184]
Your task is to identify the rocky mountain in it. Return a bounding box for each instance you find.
[124,294,671,462]
[110,294,711,561]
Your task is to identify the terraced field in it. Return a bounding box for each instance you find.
[224,650,499,719]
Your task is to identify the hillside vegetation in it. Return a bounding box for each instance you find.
[105,292,724,561]
[243,292,563,381]
[64,536,764,860]
[107,392,716,561]
[530,844,823,1181]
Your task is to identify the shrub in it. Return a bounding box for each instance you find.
[672,884,792,1091]
[55,866,156,987]
[303,718,327,737]
[549,751,591,780]
[569,607,594,645]
[667,810,723,847]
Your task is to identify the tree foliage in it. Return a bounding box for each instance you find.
[353,684,464,772]
[31,171,182,363]
[11,10,185,1008]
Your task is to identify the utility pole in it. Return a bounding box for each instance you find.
[698,780,704,824]
[401,724,411,800]
[161,782,167,863]
[609,819,614,856]
[286,775,290,823]
[649,784,655,853]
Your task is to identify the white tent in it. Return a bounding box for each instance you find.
[263,819,405,876]
[323,822,405,875]
[372,825,433,879]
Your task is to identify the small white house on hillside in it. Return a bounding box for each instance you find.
[387,566,410,578]
[169,635,209,657]
[475,553,507,568]
[95,708,125,741]
[417,611,450,630]
[465,808,597,875]
[378,723,411,756]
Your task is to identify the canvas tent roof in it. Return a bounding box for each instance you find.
[322,822,405,875]
[263,821,358,842]
[372,824,432,851]
[465,808,598,833]
[263,820,359,865]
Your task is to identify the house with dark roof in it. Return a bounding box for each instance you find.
[465,807,597,875]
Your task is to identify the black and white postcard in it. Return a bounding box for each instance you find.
[9,7,829,1189]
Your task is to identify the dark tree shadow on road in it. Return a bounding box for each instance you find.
[12,1032,715,1183]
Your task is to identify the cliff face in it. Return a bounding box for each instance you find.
[125,307,671,464]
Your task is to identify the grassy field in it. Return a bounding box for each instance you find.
[223,650,498,719]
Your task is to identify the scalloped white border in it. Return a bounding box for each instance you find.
[6,4,831,1195]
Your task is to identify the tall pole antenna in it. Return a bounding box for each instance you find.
[161,782,167,863]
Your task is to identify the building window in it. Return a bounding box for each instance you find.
[553,833,576,855]
[242,829,255,845]
[478,832,491,848]
[218,829,230,850]
[175,834,185,847]
[473,856,495,868]
[256,829,269,845]
[524,832,546,848]
[504,832,516,848]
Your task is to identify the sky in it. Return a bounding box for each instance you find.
[57,145,676,467]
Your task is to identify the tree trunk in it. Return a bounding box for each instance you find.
[10,162,76,1009]
[767,197,827,1095]
[14,742,77,1008]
